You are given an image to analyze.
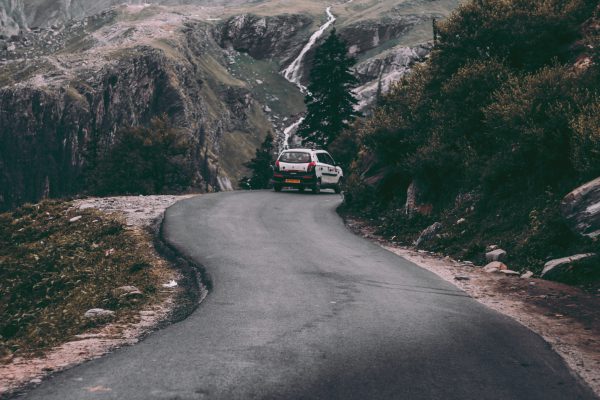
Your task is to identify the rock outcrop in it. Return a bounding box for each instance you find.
[341,15,429,56]
[560,176,600,239]
[0,0,27,36]
[354,43,432,110]
[214,14,313,62]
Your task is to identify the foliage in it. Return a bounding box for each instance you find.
[239,133,275,190]
[90,115,194,196]
[0,201,163,358]
[297,29,361,148]
[343,0,600,282]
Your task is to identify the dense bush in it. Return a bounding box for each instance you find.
[239,133,275,190]
[343,0,600,278]
[90,115,194,196]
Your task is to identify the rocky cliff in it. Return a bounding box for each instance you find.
[214,14,313,62]
[0,5,305,210]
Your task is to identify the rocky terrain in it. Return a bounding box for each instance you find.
[0,0,458,210]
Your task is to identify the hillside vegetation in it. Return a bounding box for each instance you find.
[342,0,600,284]
[0,201,169,359]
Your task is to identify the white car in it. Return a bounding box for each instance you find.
[271,148,343,194]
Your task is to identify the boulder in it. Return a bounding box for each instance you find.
[83,308,115,322]
[485,249,507,262]
[541,253,597,280]
[483,261,508,273]
[560,177,600,238]
[414,222,441,248]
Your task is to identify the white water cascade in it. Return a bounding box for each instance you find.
[280,6,336,149]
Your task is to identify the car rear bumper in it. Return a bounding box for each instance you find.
[271,173,317,187]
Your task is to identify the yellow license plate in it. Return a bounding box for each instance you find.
[285,179,301,184]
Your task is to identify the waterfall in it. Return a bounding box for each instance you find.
[280,6,335,150]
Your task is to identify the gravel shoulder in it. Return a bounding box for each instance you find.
[344,216,600,398]
[0,195,200,397]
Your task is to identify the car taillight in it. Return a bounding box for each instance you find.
[275,160,280,171]
[306,161,316,173]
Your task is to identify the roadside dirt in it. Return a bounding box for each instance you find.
[0,195,198,397]
[345,217,600,398]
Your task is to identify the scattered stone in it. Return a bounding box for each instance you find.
[484,261,508,273]
[541,253,598,280]
[414,222,442,247]
[69,215,82,223]
[521,271,534,279]
[162,280,178,288]
[485,248,507,262]
[500,270,520,276]
[83,308,115,322]
[30,378,42,384]
[560,176,600,238]
[456,218,466,225]
[454,275,470,281]
[113,286,143,302]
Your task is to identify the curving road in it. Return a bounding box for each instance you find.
[21,191,596,399]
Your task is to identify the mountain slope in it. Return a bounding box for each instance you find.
[0,0,459,209]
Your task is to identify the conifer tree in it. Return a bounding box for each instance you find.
[297,29,360,148]
[240,133,275,189]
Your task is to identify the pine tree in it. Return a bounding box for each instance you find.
[240,133,275,189]
[297,29,360,148]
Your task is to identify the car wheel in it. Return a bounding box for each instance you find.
[274,185,282,192]
[312,180,321,194]
[334,177,343,194]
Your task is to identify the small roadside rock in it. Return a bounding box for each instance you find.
[484,261,508,273]
[83,309,115,322]
[68,216,82,223]
[485,248,507,262]
[541,253,597,280]
[414,222,442,247]
[521,271,534,279]
[500,270,520,277]
[454,275,471,281]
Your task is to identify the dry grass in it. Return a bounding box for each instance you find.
[0,200,169,361]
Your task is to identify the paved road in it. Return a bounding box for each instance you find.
[20,191,596,399]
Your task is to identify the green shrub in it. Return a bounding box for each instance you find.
[343,0,600,285]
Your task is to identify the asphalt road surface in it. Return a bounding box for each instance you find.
[19,191,597,400]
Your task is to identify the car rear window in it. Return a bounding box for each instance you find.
[279,152,311,163]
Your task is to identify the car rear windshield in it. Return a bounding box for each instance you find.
[279,152,311,163]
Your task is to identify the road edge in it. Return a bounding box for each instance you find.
[338,209,600,399]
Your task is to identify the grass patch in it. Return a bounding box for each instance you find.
[0,200,167,360]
